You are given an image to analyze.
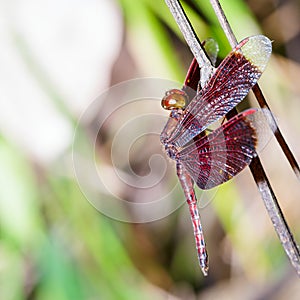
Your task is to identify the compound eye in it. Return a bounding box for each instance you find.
[161,89,188,110]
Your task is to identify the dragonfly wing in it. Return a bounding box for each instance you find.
[183,57,200,97]
[168,35,272,147]
[177,109,266,190]
[202,38,219,67]
[183,38,219,97]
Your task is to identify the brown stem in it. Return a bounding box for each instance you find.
[165,0,300,277]
[209,0,300,276]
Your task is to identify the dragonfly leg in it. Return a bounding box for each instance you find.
[176,162,209,276]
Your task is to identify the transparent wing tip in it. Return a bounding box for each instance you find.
[203,38,219,66]
[239,35,272,73]
[246,108,274,154]
[261,107,277,134]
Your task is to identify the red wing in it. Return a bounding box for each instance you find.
[177,109,263,190]
[182,57,200,101]
[166,35,271,148]
[182,39,219,103]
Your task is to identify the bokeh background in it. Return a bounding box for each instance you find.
[1,0,300,299]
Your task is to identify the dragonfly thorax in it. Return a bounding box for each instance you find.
[161,89,188,110]
[164,144,178,160]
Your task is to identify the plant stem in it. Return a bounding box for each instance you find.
[210,0,300,276]
[165,0,300,277]
[164,0,214,86]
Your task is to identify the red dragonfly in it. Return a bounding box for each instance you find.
[160,35,272,276]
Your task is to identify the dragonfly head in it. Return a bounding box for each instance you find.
[161,89,188,110]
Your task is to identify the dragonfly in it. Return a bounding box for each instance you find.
[160,35,272,276]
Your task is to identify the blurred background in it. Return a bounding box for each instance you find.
[1,0,300,299]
